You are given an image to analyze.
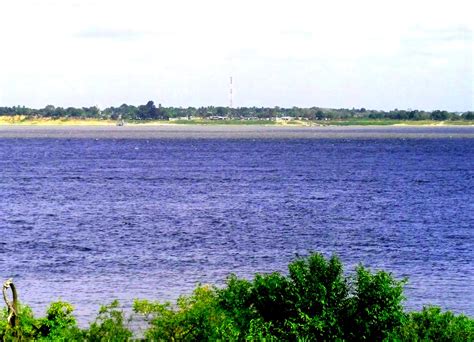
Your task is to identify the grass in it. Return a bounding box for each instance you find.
[328,119,404,126]
[171,119,277,125]
[324,119,474,126]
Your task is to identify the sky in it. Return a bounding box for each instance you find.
[0,0,472,111]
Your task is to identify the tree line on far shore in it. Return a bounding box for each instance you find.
[1,101,473,121]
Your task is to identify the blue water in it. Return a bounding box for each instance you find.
[0,131,473,322]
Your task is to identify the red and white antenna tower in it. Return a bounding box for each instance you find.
[229,76,233,110]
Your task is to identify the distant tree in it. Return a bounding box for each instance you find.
[369,112,384,119]
[54,107,66,118]
[65,107,85,118]
[216,107,226,116]
[137,101,156,120]
[0,102,465,123]
[115,104,138,120]
[42,105,56,117]
[146,101,157,119]
[431,110,449,121]
[157,103,168,120]
[83,106,100,118]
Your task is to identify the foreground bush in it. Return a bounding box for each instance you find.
[389,306,474,341]
[1,253,473,341]
[132,253,472,341]
[135,254,406,340]
[0,301,84,341]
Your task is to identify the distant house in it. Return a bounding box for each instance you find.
[278,116,294,121]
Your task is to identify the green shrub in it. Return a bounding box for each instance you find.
[85,300,132,341]
[246,317,278,341]
[345,266,406,341]
[0,303,39,341]
[287,253,349,340]
[390,306,474,341]
[1,253,472,340]
[134,285,230,341]
[251,272,295,325]
[131,253,414,341]
[0,301,83,341]
[217,275,256,338]
[36,301,83,341]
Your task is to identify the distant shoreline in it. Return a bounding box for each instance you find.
[1,124,473,139]
[0,116,473,127]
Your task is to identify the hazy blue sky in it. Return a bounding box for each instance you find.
[0,0,472,111]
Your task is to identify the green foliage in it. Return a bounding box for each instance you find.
[85,300,132,342]
[214,253,403,341]
[173,119,277,125]
[345,266,406,341]
[0,303,38,341]
[1,103,473,122]
[246,318,278,341]
[217,275,256,338]
[0,301,82,341]
[134,285,231,341]
[36,301,83,341]
[1,254,473,340]
[390,306,474,341]
[251,272,295,325]
[287,253,348,340]
[233,254,351,340]
[130,254,473,341]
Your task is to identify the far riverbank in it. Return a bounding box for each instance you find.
[1,116,473,127]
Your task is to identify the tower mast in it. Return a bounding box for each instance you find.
[229,76,233,116]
